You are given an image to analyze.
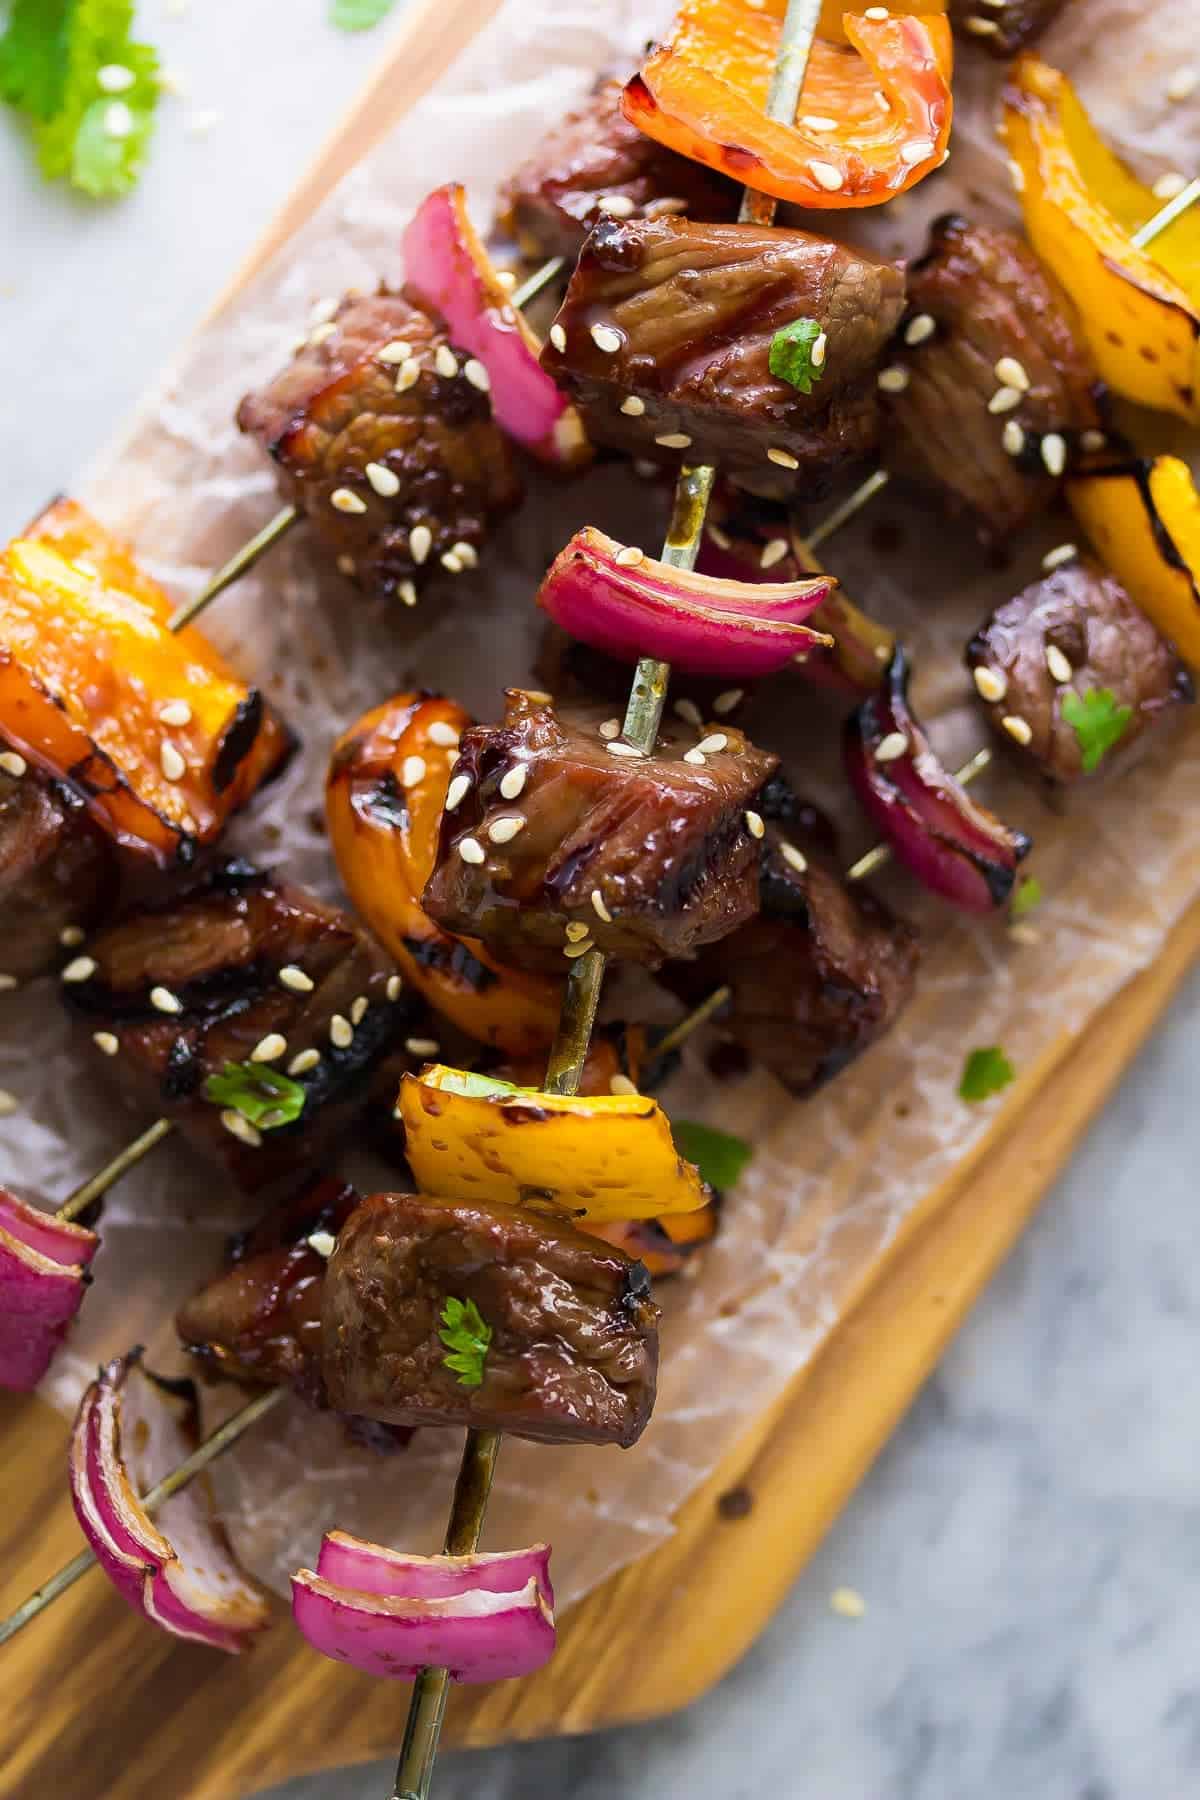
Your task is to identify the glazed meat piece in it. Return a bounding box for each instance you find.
[323,1190,659,1448]
[661,788,919,1094]
[422,689,778,972]
[540,217,906,500]
[61,862,407,1194]
[950,0,1066,56]
[966,554,1193,784]
[0,757,116,983]
[496,75,737,261]
[237,289,523,604]
[879,214,1104,541]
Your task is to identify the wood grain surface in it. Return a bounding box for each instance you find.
[3,4,1197,1796]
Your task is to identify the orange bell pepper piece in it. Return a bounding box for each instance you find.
[580,1203,719,1277]
[1003,55,1200,424]
[622,4,953,209]
[1067,457,1200,669]
[0,499,293,866]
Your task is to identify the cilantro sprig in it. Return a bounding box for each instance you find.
[203,1061,307,1131]
[1061,687,1132,774]
[329,0,399,28]
[958,1046,1015,1104]
[439,1297,492,1388]
[1010,876,1043,920]
[768,318,826,395]
[671,1119,752,1192]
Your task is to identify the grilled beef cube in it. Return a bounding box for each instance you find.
[237,289,523,604]
[966,554,1193,785]
[661,802,919,1095]
[422,689,778,972]
[322,1190,659,1448]
[61,864,405,1194]
[879,215,1104,541]
[950,0,1066,56]
[540,217,905,500]
[0,757,116,983]
[496,75,738,261]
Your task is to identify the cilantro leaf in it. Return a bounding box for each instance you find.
[768,318,826,395]
[439,1296,492,1388]
[0,0,73,118]
[203,1061,307,1130]
[431,1069,529,1099]
[1060,687,1132,774]
[671,1119,752,1192]
[958,1046,1015,1104]
[329,0,399,28]
[1010,876,1043,919]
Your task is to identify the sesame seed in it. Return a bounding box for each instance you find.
[378,340,413,364]
[987,386,1022,414]
[348,997,368,1027]
[565,920,591,942]
[875,732,908,762]
[463,358,490,391]
[158,741,186,784]
[428,720,459,747]
[458,835,486,864]
[706,524,732,551]
[159,700,192,728]
[98,63,136,92]
[524,690,553,704]
[674,698,703,727]
[1002,420,1026,456]
[104,101,133,139]
[811,330,828,368]
[365,461,400,498]
[59,925,85,948]
[620,395,647,416]
[1153,171,1190,201]
[409,524,432,565]
[877,366,910,393]
[549,323,567,352]
[900,139,935,164]
[614,545,645,570]
[405,1036,441,1058]
[808,160,844,191]
[590,323,622,354]
[0,1089,17,1117]
[1041,433,1067,477]
[400,580,418,608]
[0,751,27,777]
[499,764,528,800]
[767,447,800,469]
[488,815,526,844]
[251,1033,288,1063]
[994,356,1030,392]
[1008,158,1026,192]
[444,773,472,812]
[279,965,314,993]
[714,688,744,715]
[386,975,403,1002]
[395,357,422,393]
[655,432,693,448]
[684,748,707,766]
[310,297,338,325]
[221,1109,262,1148]
[307,1230,337,1259]
[1081,429,1107,452]
[434,345,459,379]
[1166,67,1197,102]
[451,541,478,569]
[93,1031,120,1056]
[591,889,613,923]
[338,555,357,577]
[745,809,765,839]
[563,938,595,959]
[331,487,367,514]
[606,740,648,758]
[780,842,808,875]
[973,665,1008,703]
[1009,921,1041,947]
[864,4,888,15]
[904,313,936,346]
[150,986,182,1015]
[1045,645,1073,684]
[609,1074,639,1095]
[441,551,464,573]
[760,537,789,570]
[397,755,426,789]
[288,1048,321,1075]
[497,269,517,289]
[0,974,17,990]
[1002,714,1033,746]
[330,1014,354,1049]
[644,195,688,216]
[1042,543,1078,572]
[597,193,636,217]
[830,1587,867,1618]
[696,733,728,754]
[964,14,999,33]
[309,323,336,346]
[62,956,97,983]
[800,115,839,132]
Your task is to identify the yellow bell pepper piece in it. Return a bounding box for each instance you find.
[1002,55,1200,424]
[1068,457,1200,668]
[398,1066,712,1223]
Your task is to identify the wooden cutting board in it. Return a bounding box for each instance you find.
[3,3,1198,1794]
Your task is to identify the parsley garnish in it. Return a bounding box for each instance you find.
[958,1047,1015,1104]
[329,0,398,28]
[768,318,826,395]
[439,1297,492,1388]
[1061,687,1132,774]
[1010,876,1043,919]
[203,1061,307,1130]
[671,1119,752,1192]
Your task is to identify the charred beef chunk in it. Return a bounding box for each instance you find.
[0,758,116,983]
[879,215,1104,541]
[237,289,523,604]
[61,865,405,1194]
[322,1190,659,1448]
[661,803,919,1095]
[950,0,1066,56]
[966,554,1193,784]
[422,689,778,972]
[540,217,905,500]
[496,75,738,261]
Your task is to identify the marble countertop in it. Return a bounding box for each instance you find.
[3,6,1196,1796]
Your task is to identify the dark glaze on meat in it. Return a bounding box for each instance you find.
[0,756,116,982]
[540,217,905,500]
[422,689,778,972]
[61,863,408,1194]
[880,215,1104,541]
[237,289,523,604]
[496,75,738,261]
[322,1190,659,1448]
[950,0,1066,56]
[966,554,1193,784]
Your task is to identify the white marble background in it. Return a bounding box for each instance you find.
[2,4,1197,1797]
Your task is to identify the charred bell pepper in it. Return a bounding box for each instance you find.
[1067,457,1200,669]
[1003,55,1200,423]
[397,1066,712,1223]
[0,499,293,866]
[581,1205,719,1278]
[622,2,953,209]
[327,693,563,1058]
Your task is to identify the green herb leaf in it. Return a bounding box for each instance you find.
[439,1296,492,1388]
[1010,876,1043,919]
[768,317,826,395]
[958,1046,1016,1104]
[329,0,398,29]
[1060,687,1132,774]
[203,1061,307,1130]
[0,0,73,118]
[671,1119,752,1192]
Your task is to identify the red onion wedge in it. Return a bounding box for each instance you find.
[844,648,1032,914]
[0,1187,98,1391]
[403,182,590,471]
[68,1350,271,1653]
[537,526,833,679]
[317,1530,554,1608]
